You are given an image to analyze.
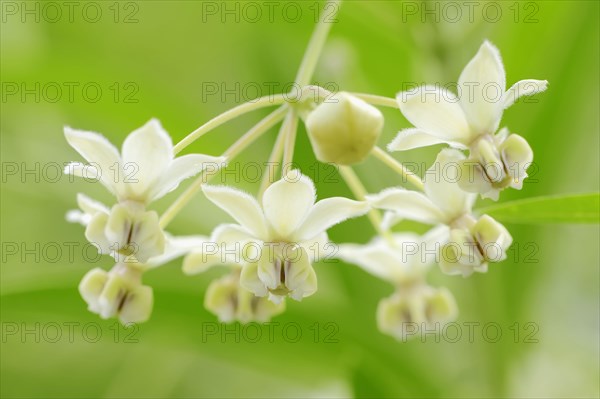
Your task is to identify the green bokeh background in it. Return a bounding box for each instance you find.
[1,1,599,398]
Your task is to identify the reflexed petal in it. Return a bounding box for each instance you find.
[503,79,548,108]
[388,128,466,152]
[262,172,316,239]
[211,224,256,246]
[121,119,173,202]
[299,232,329,262]
[149,154,227,201]
[119,285,153,324]
[295,197,369,241]
[145,235,207,269]
[64,127,122,195]
[202,185,268,239]
[182,249,229,275]
[77,193,109,215]
[367,188,444,225]
[458,41,506,135]
[64,162,101,181]
[396,86,471,143]
[425,149,476,220]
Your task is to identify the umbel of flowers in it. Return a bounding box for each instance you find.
[64,2,547,340]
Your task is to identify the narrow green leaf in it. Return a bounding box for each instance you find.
[476,193,600,224]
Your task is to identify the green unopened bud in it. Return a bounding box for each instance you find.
[305,92,384,165]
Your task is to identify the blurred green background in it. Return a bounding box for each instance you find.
[1,1,599,398]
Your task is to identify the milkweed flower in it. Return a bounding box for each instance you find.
[337,233,457,341]
[197,171,369,303]
[368,149,512,277]
[391,41,546,199]
[64,119,225,260]
[78,235,206,323]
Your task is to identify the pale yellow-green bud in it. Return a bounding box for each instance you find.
[305,92,384,165]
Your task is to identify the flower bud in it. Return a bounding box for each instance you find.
[376,285,457,341]
[305,92,384,165]
[205,272,285,323]
[79,264,153,324]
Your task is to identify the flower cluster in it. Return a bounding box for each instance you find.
[65,39,546,340]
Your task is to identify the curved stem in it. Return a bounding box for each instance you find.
[173,94,288,154]
[294,0,342,86]
[281,110,299,169]
[371,146,425,191]
[338,166,392,242]
[159,106,288,228]
[350,93,398,109]
[258,123,287,202]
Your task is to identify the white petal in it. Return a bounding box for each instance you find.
[262,172,315,239]
[149,154,227,201]
[182,250,229,275]
[424,149,476,220]
[458,40,506,135]
[299,232,329,262]
[121,119,173,202]
[202,185,268,239]
[77,193,109,215]
[367,188,444,225]
[295,197,369,241]
[387,128,466,152]
[337,241,400,283]
[145,234,207,268]
[503,79,548,108]
[396,86,471,143]
[64,162,101,181]
[64,127,122,195]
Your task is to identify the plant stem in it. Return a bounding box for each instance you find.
[258,122,287,202]
[173,94,288,154]
[281,111,299,169]
[371,146,425,191]
[338,165,392,241]
[350,93,398,109]
[159,106,288,228]
[294,0,342,87]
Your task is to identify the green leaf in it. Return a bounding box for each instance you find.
[476,193,600,224]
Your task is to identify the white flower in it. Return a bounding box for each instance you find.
[204,271,285,323]
[305,92,384,165]
[390,41,545,199]
[368,149,512,277]
[79,235,206,323]
[337,233,457,341]
[64,119,226,204]
[197,170,370,303]
[67,193,165,263]
[79,264,152,324]
[377,286,457,342]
